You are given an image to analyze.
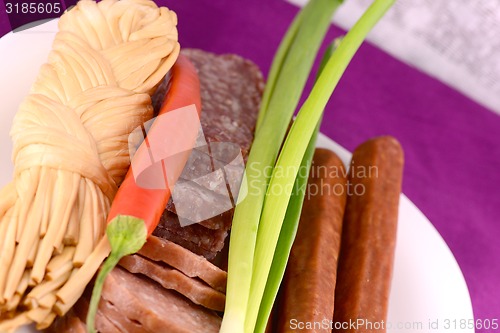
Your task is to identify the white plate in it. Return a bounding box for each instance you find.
[0,20,474,333]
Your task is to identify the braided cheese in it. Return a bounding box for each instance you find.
[0,0,179,330]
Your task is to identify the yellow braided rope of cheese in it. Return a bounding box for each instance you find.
[0,0,179,330]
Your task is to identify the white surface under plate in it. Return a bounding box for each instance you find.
[0,20,474,333]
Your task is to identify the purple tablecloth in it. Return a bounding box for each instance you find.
[1,0,499,329]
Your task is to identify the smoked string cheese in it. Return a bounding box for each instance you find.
[0,0,179,330]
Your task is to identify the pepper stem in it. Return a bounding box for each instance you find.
[86,215,147,333]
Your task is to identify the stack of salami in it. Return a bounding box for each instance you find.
[154,49,264,260]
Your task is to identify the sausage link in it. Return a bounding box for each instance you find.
[277,148,348,333]
[333,136,404,333]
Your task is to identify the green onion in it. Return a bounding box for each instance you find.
[252,40,339,333]
[253,124,319,333]
[220,1,342,332]
[246,1,395,331]
[255,7,303,132]
[255,0,343,132]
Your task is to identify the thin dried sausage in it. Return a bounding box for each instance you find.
[277,148,348,333]
[333,136,404,333]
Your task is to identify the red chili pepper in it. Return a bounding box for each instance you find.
[87,55,202,333]
[107,54,202,234]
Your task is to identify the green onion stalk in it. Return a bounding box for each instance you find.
[220,1,342,332]
[252,39,339,333]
